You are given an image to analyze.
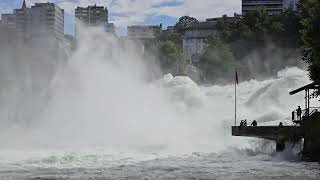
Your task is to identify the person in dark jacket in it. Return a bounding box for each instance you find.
[243,119,247,126]
[297,106,302,120]
[279,122,283,127]
[251,120,257,127]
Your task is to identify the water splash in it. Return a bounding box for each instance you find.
[0,27,313,156]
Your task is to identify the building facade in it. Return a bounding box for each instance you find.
[127,25,161,40]
[30,3,64,40]
[75,5,115,33]
[183,21,218,63]
[14,2,32,39]
[242,0,298,16]
[1,14,16,30]
[75,5,108,25]
[1,1,64,41]
[105,22,116,33]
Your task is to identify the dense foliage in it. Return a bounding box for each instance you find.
[198,7,303,82]
[157,41,186,75]
[198,37,236,82]
[301,0,320,84]
[152,8,305,82]
[175,16,199,31]
[154,16,199,75]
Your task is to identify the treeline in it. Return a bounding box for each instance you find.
[300,0,320,94]
[205,7,303,82]
[147,5,306,83]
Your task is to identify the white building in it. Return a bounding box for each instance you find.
[127,25,161,40]
[2,1,64,41]
[242,0,299,16]
[183,21,218,63]
[1,14,16,30]
[29,2,64,40]
[75,5,108,25]
[75,5,115,34]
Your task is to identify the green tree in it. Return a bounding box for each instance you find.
[278,7,302,48]
[159,16,198,52]
[158,41,186,75]
[175,16,198,28]
[301,0,320,83]
[198,37,236,82]
[158,30,183,50]
[243,7,283,39]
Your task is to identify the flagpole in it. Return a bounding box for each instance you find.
[235,68,237,126]
[234,67,240,126]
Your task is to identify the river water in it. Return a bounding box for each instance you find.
[0,67,319,179]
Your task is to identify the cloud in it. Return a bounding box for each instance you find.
[157,0,241,19]
[80,0,241,28]
[58,1,78,14]
[0,1,16,18]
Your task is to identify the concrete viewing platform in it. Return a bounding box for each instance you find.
[231,81,320,161]
[232,126,304,141]
[231,126,304,152]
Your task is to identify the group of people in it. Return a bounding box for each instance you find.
[240,119,257,127]
[240,119,284,127]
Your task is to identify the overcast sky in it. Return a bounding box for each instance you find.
[0,0,242,35]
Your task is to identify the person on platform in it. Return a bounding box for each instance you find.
[297,106,302,120]
[240,120,244,127]
[243,119,247,126]
[292,111,295,121]
[279,122,283,127]
[251,120,257,127]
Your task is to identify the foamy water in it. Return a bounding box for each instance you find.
[0,67,319,179]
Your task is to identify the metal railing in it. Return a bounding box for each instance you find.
[291,107,320,122]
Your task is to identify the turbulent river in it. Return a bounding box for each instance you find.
[0,67,319,179]
[0,28,319,179]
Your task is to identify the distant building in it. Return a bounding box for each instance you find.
[1,14,16,30]
[182,21,218,63]
[127,25,162,40]
[1,0,64,41]
[105,22,116,33]
[167,26,176,31]
[29,2,64,40]
[75,5,115,34]
[206,13,242,23]
[242,0,299,16]
[14,1,32,39]
[75,5,108,25]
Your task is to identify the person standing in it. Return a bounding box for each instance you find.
[279,122,283,127]
[297,106,302,120]
[251,120,257,127]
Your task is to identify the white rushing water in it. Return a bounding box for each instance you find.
[0,27,319,179]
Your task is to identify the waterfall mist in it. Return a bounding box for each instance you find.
[0,26,314,156]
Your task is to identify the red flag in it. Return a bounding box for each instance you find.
[235,69,239,85]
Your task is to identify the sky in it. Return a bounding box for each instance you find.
[0,0,241,36]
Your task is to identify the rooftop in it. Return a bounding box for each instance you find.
[127,25,161,29]
[76,5,107,10]
[184,21,217,30]
[290,82,320,95]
